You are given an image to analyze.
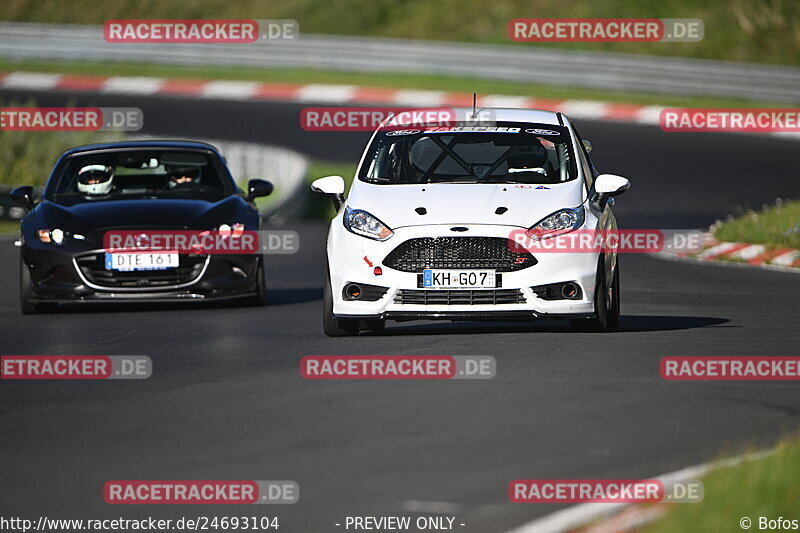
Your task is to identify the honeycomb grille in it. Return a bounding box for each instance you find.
[383,237,535,273]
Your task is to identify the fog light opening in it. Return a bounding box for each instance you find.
[344,283,363,300]
[561,282,579,299]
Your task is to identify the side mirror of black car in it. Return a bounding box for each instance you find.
[247,179,274,202]
[9,186,34,209]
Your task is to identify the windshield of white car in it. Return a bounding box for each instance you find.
[359,124,577,185]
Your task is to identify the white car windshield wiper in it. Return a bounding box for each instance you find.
[482,177,541,184]
[428,176,480,183]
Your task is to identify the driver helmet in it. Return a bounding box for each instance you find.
[77,165,114,195]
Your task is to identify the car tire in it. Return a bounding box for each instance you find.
[19,255,38,315]
[607,261,620,328]
[249,258,267,306]
[570,258,608,332]
[323,272,359,337]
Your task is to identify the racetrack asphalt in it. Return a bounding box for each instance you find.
[0,89,799,532]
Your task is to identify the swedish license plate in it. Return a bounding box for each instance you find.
[105,252,179,271]
[422,269,496,289]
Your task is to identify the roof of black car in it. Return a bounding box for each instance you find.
[62,140,222,156]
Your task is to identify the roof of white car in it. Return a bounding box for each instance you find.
[474,107,563,125]
[382,107,564,127]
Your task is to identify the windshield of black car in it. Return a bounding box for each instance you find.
[47,149,231,205]
[359,124,577,185]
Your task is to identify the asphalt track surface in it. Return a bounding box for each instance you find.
[1,89,799,532]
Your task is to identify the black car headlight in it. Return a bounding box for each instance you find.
[37,228,65,245]
[217,223,246,238]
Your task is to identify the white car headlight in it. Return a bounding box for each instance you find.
[343,207,393,241]
[527,207,585,240]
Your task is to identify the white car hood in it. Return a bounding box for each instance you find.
[346,181,585,229]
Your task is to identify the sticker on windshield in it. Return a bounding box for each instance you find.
[385,129,421,136]
[525,128,561,136]
[423,126,521,133]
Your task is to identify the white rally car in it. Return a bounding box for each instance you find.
[312,108,630,336]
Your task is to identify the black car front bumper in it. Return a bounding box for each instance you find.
[23,244,260,303]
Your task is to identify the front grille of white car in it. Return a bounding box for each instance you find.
[394,289,525,305]
[383,237,535,273]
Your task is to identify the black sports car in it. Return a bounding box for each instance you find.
[11,140,274,313]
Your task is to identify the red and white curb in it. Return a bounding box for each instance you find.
[656,233,800,272]
[0,71,663,124]
[575,505,667,533]
[3,70,799,139]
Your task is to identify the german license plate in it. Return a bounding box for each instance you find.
[105,252,179,271]
[422,269,496,289]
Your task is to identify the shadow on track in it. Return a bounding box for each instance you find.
[10,287,324,315]
[267,287,323,305]
[29,299,254,314]
[367,315,731,336]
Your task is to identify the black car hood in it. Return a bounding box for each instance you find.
[36,197,245,233]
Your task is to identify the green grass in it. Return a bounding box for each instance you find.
[713,199,800,250]
[0,97,123,187]
[0,58,788,109]
[0,129,121,187]
[0,220,21,235]
[2,0,799,66]
[643,436,800,533]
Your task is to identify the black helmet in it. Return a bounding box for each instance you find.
[168,165,201,182]
[508,146,548,172]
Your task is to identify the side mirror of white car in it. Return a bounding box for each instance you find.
[311,175,346,210]
[594,174,630,197]
[311,175,345,195]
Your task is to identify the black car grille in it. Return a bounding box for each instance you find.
[383,237,535,273]
[75,253,206,289]
[394,289,526,305]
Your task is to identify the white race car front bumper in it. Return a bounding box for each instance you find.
[328,224,599,321]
